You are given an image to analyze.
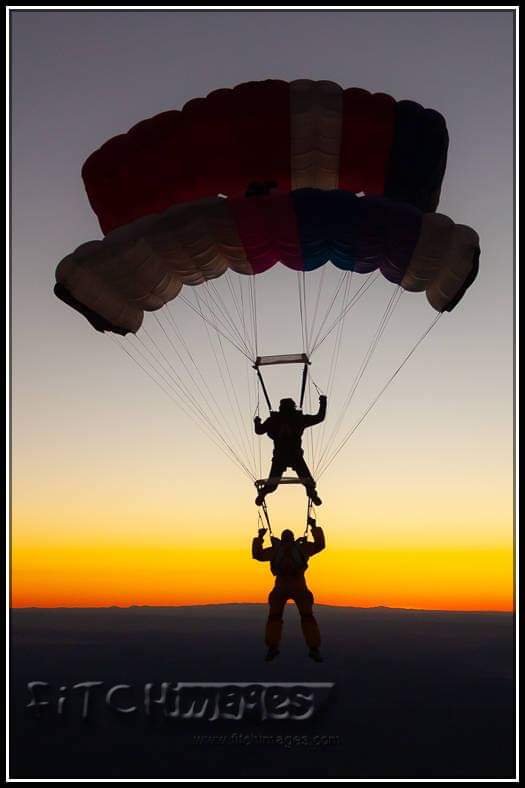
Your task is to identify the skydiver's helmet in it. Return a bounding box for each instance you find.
[279,398,297,414]
[280,529,295,543]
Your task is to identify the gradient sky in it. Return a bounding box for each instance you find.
[11,9,515,610]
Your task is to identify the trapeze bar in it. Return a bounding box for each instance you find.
[255,476,314,488]
[254,353,310,367]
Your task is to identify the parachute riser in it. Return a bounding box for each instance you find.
[259,500,272,535]
[304,498,318,538]
[299,362,309,410]
[254,366,273,412]
[253,353,311,415]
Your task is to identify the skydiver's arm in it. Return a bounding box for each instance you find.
[302,395,327,428]
[305,524,326,556]
[251,534,273,561]
[254,416,271,435]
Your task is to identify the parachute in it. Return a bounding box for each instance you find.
[54,79,480,499]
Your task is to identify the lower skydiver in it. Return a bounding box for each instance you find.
[252,517,326,662]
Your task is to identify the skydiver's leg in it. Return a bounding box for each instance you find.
[291,455,321,504]
[293,588,321,651]
[265,587,288,649]
[255,456,287,504]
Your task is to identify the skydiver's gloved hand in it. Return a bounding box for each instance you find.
[258,528,267,539]
[319,395,327,404]
[307,516,323,538]
[254,416,261,425]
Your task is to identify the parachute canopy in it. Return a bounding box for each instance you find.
[82,79,449,234]
[55,189,479,335]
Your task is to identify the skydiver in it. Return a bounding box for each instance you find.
[252,517,325,662]
[253,395,327,506]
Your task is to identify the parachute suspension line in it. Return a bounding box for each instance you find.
[215,327,258,477]
[297,272,308,355]
[193,288,257,478]
[201,280,253,360]
[309,270,351,354]
[163,303,228,417]
[314,286,403,476]
[302,271,310,355]
[248,273,264,476]
[246,274,264,469]
[224,271,256,361]
[295,269,315,466]
[252,377,263,478]
[256,383,262,478]
[310,376,324,397]
[309,265,327,351]
[109,335,255,482]
[159,304,256,474]
[153,311,228,431]
[237,272,249,347]
[240,272,264,478]
[317,312,443,480]
[314,270,353,464]
[135,328,210,417]
[296,269,314,355]
[305,371,316,471]
[135,327,255,480]
[244,335,259,477]
[174,294,252,475]
[205,278,255,360]
[235,274,257,405]
[310,271,380,355]
[225,270,261,475]
[154,309,253,472]
[236,273,261,471]
[201,277,245,353]
[110,334,184,410]
[179,293,252,361]
[139,324,234,452]
[185,286,248,357]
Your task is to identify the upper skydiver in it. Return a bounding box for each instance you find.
[254,395,327,506]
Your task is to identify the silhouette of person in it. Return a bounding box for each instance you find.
[252,518,325,661]
[254,395,327,506]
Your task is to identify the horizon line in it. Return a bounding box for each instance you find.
[10,602,514,614]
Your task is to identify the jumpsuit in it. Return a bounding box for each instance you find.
[252,525,325,649]
[254,397,327,498]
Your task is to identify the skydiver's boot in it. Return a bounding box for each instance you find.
[308,488,322,506]
[265,645,280,662]
[308,647,323,663]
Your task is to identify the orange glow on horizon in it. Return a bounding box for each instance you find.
[12,536,513,612]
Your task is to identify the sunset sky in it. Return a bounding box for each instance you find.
[11,9,514,610]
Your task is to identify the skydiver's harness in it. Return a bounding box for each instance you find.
[256,501,319,575]
[270,541,309,577]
